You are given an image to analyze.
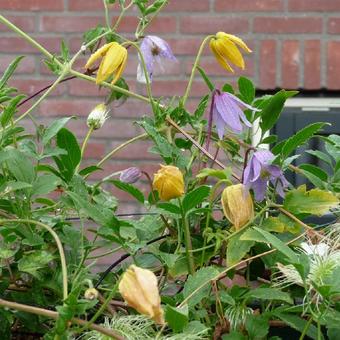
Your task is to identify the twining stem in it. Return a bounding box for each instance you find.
[299,316,313,340]
[178,199,195,275]
[0,219,68,301]
[182,35,214,107]
[103,0,111,29]
[78,126,94,172]
[0,298,124,339]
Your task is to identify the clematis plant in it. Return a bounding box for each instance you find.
[0,1,339,339]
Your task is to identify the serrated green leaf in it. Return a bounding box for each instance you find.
[182,185,210,213]
[183,267,219,307]
[281,122,327,158]
[42,117,73,145]
[110,179,145,203]
[283,185,339,216]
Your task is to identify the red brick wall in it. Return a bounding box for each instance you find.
[1,0,339,211]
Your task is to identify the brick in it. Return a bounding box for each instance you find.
[281,41,300,89]
[328,18,340,34]
[0,16,35,32]
[289,0,340,11]
[254,17,322,34]
[0,37,61,53]
[117,16,176,34]
[180,17,249,34]
[38,99,99,118]
[0,55,35,74]
[215,0,283,12]
[84,142,106,159]
[304,40,321,89]
[327,41,340,89]
[164,0,209,12]
[69,0,109,11]
[9,79,66,97]
[40,16,104,33]
[0,0,63,10]
[108,141,158,160]
[259,40,276,89]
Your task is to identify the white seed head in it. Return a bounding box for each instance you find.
[87,103,109,130]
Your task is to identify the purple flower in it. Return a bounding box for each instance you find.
[212,90,259,139]
[120,167,142,184]
[137,35,177,83]
[243,150,289,201]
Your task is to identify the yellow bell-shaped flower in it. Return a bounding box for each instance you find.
[210,32,251,73]
[153,165,184,201]
[119,265,164,325]
[85,42,128,85]
[221,184,254,230]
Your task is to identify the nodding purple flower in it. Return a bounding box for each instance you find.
[120,167,142,184]
[212,90,259,139]
[243,150,289,201]
[137,35,177,83]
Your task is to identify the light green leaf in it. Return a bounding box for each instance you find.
[6,150,35,184]
[227,230,255,266]
[183,267,219,307]
[110,179,145,203]
[182,185,210,213]
[0,56,24,89]
[165,304,189,333]
[42,117,73,145]
[245,287,293,304]
[284,185,339,216]
[238,76,255,104]
[32,174,61,196]
[18,250,54,279]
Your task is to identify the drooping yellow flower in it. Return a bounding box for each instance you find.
[221,184,254,230]
[85,42,127,85]
[119,265,164,324]
[210,32,252,73]
[153,165,184,201]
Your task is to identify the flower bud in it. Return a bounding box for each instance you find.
[87,103,109,130]
[221,184,254,230]
[119,265,164,324]
[152,165,184,201]
[120,167,142,184]
[84,288,99,300]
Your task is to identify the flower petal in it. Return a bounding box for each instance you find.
[84,42,114,69]
[215,37,245,69]
[223,33,252,53]
[213,106,227,139]
[210,39,234,72]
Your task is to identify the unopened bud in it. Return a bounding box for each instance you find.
[221,184,254,230]
[84,288,99,300]
[152,165,184,201]
[87,103,109,130]
[120,167,142,184]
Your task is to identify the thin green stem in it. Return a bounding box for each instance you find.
[299,316,313,340]
[103,0,111,29]
[70,69,150,103]
[113,1,134,31]
[77,126,94,172]
[0,219,68,301]
[0,15,59,65]
[182,35,214,107]
[178,199,195,275]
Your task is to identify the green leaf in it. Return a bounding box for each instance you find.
[6,150,35,184]
[18,250,54,279]
[273,313,322,340]
[281,122,327,158]
[238,76,255,104]
[157,202,181,214]
[283,185,339,216]
[0,56,25,89]
[165,304,189,333]
[261,135,278,145]
[1,94,26,127]
[78,165,102,176]
[55,128,81,181]
[245,287,293,304]
[182,185,210,213]
[67,191,118,228]
[227,230,255,266]
[110,179,145,203]
[183,266,219,307]
[42,117,73,145]
[197,66,214,91]
[196,167,232,180]
[32,174,61,196]
[222,331,247,340]
[260,90,287,133]
[306,150,333,165]
[299,163,328,188]
[253,227,299,263]
[194,94,210,120]
[1,181,32,194]
[245,314,269,340]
